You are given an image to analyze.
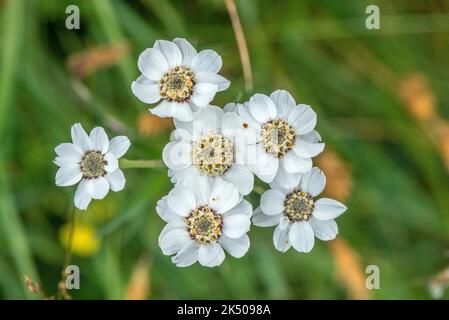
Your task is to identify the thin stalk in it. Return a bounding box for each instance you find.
[225,0,253,92]
[120,159,165,169]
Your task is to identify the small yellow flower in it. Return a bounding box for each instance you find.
[59,221,100,257]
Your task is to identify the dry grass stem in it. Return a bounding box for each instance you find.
[67,42,130,78]
[328,238,370,300]
[225,0,253,92]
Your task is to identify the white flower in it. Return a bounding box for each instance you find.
[131,38,230,122]
[163,106,254,195]
[225,90,324,183]
[157,177,252,267]
[54,123,130,210]
[252,167,347,253]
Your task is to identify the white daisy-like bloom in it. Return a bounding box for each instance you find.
[131,38,230,122]
[163,105,254,195]
[54,123,131,210]
[224,90,324,183]
[157,177,252,267]
[252,167,347,253]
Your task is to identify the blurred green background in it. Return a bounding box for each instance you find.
[1,0,449,299]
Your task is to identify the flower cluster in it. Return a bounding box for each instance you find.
[54,38,347,268]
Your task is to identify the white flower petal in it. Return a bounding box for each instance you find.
[131,77,161,104]
[150,101,193,122]
[256,157,279,183]
[270,89,296,120]
[153,40,182,68]
[162,140,192,170]
[300,167,326,197]
[71,123,92,152]
[209,179,240,214]
[167,168,175,182]
[190,83,218,107]
[89,127,109,154]
[172,122,193,141]
[293,139,324,158]
[247,145,279,183]
[193,105,223,135]
[252,207,282,227]
[195,71,230,91]
[198,243,225,267]
[281,152,312,174]
[105,169,126,192]
[107,136,130,159]
[104,152,119,172]
[193,176,213,205]
[169,166,197,185]
[55,165,82,187]
[53,156,76,168]
[313,198,347,221]
[192,49,222,73]
[301,130,322,143]
[223,199,252,217]
[223,164,254,196]
[260,189,285,215]
[234,135,252,165]
[223,103,237,113]
[158,219,186,241]
[279,216,290,230]
[238,103,261,130]
[223,214,251,239]
[273,225,291,252]
[221,111,243,137]
[137,48,169,81]
[219,235,250,258]
[173,38,197,67]
[172,240,199,267]
[270,168,300,193]
[150,101,175,118]
[235,104,262,144]
[309,217,338,241]
[249,93,277,123]
[86,177,110,200]
[159,228,190,255]
[175,174,209,193]
[174,103,195,122]
[74,179,92,210]
[156,196,178,222]
[289,221,315,253]
[167,187,197,217]
[54,143,83,162]
[287,104,317,135]
[189,102,201,113]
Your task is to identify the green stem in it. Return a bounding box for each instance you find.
[119,158,165,169]
[253,185,266,195]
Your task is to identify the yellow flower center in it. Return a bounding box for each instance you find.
[192,133,233,176]
[80,150,107,179]
[284,191,314,222]
[159,66,195,102]
[261,118,296,157]
[185,205,223,244]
